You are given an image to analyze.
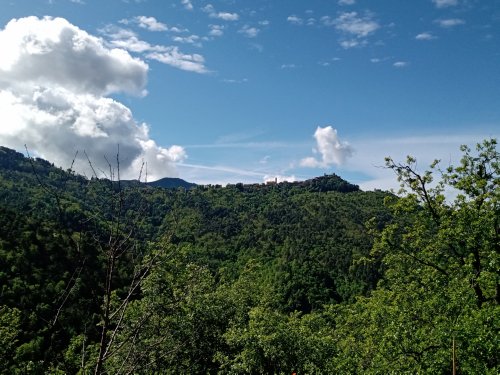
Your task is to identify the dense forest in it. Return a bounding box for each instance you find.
[0,140,498,374]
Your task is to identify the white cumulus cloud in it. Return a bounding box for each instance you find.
[300,126,353,168]
[0,16,186,180]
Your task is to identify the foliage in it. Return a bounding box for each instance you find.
[330,139,499,373]
[0,140,497,373]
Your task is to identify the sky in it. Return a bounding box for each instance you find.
[0,0,498,190]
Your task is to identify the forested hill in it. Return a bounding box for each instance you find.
[1,141,498,374]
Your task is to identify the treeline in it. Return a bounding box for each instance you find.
[0,141,498,374]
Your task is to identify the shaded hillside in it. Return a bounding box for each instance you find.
[147,176,196,189]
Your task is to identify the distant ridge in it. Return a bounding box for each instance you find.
[0,146,355,193]
[223,174,360,194]
[147,177,196,190]
[0,146,197,190]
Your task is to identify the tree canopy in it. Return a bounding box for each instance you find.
[0,140,498,374]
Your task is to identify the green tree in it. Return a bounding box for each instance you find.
[332,139,500,373]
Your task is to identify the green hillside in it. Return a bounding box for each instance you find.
[0,141,498,374]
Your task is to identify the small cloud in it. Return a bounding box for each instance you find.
[239,25,260,38]
[416,32,437,40]
[436,18,465,28]
[202,4,215,13]
[147,47,208,74]
[300,126,353,168]
[216,12,239,21]
[222,78,248,84]
[172,34,201,45]
[340,39,365,49]
[432,0,458,8]
[133,16,168,32]
[203,4,239,21]
[208,24,224,37]
[306,18,316,26]
[100,25,166,53]
[250,43,263,53]
[333,12,379,37]
[259,20,270,26]
[393,61,409,68]
[69,0,85,4]
[280,64,297,69]
[323,12,380,48]
[338,0,356,5]
[370,57,381,63]
[170,26,187,33]
[181,0,193,10]
[287,15,303,25]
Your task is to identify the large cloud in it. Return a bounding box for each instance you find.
[300,126,353,168]
[0,16,185,180]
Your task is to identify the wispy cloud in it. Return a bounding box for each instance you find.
[179,162,266,178]
[338,0,356,5]
[322,12,380,48]
[222,78,248,84]
[340,39,366,48]
[203,4,239,21]
[239,25,260,38]
[436,18,465,28]
[348,133,495,192]
[331,12,379,37]
[147,48,208,74]
[280,64,297,69]
[172,34,201,46]
[393,61,409,68]
[432,0,458,8]
[100,25,167,53]
[100,24,208,73]
[121,16,168,32]
[416,32,437,40]
[181,0,193,11]
[208,24,224,37]
[303,18,314,26]
[287,15,303,25]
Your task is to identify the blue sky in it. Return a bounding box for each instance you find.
[0,0,498,189]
